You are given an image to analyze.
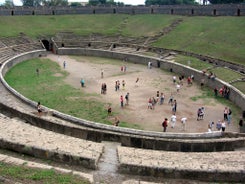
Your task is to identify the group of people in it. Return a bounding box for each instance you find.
[207,106,232,133]
[197,107,205,121]
[120,92,130,108]
[162,116,187,132]
[147,91,167,110]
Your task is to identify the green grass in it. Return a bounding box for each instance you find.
[4,57,140,129]
[0,15,244,65]
[4,58,111,124]
[208,67,244,83]
[174,55,213,70]
[232,81,245,94]
[0,162,90,183]
[190,86,241,123]
[153,16,245,65]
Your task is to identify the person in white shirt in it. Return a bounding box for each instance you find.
[170,114,177,128]
[181,117,187,131]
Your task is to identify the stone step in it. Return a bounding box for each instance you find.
[118,146,245,182]
[0,113,104,170]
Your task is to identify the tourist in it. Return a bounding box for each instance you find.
[208,121,215,132]
[125,92,129,105]
[172,100,177,113]
[107,105,112,116]
[214,87,218,97]
[80,78,85,87]
[227,108,232,125]
[36,68,39,76]
[135,77,139,87]
[160,93,164,105]
[148,61,151,69]
[168,93,174,105]
[101,69,104,78]
[170,113,177,128]
[181,117,187,131]
[162,118,168,132]
[224,107,228,121]
[122,80,125,90]
[197,107,205,120]
[221,121,226,132]
[120,95,124,108]
[152,97,157,110]
[123,65,127,72]
[148,97,153,109]
[156,91,160,102]
[37,101,42,115]
[176,83,181,93]
[114,116,120,126]
[101,83,107,94]
[216,120,222,131]
[173,76,176,84]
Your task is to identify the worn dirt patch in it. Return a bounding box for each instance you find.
[46,54,239,133]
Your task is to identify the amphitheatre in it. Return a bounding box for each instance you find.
[0,4,245,184]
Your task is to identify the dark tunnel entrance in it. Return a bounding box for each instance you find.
[41,40,50,51]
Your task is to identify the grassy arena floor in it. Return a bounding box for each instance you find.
[4,56,242,131]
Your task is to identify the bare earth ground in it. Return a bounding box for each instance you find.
[47,54,239,133]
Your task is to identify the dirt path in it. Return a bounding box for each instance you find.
[47,54,239,133]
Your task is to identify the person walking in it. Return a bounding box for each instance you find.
[125,92,129,105]
[120,95,124,108]
[170,113,177,128]
[162,118,168,132]
[80,78,85,87]
[181,117,187,131]
[221,121,226,132]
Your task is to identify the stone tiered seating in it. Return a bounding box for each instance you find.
[118,146,245,182]
[0,36,44,65]
[0,112,104,169]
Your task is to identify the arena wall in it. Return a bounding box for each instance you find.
[0,4,244,16]
[1,51,245,152]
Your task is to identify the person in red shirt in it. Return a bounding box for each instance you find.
[162,118,168,132]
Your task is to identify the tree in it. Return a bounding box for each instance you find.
[42,0,68,6]
[145,0,197,5]
[21,0,42,6]
[88,0,117,6]
[208,0,244,4]
[70,2,81,6]
[4,0,14,7]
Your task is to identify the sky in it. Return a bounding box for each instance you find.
[0,0,146,6]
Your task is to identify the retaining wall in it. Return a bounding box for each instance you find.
[0,4,244,16]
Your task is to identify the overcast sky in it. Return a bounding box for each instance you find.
[0,0,146,6]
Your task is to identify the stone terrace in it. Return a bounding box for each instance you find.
[0,112,104,170]
[0,35,44,64]
[118,146,245,182]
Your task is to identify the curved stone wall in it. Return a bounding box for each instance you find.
[1,50,245,152]
[0,4,244,16]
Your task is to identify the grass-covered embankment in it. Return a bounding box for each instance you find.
[0,15,244,65]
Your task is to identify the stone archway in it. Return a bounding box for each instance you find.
[41,40,50,51]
